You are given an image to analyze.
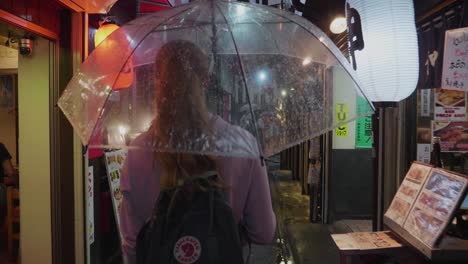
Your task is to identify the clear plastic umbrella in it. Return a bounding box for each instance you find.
[58,0,374,158]
[87,0,119,13]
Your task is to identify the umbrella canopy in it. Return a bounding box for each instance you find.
[58,0,374,158]
[87,0,119,13]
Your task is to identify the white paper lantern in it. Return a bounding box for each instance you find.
[345,0,419,102]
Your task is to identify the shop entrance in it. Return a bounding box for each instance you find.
[0,20,57,263]
[0,21,21,263]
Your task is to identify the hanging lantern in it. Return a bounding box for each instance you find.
[94,22,134,90]
[345,0,419,102]
[95,23,120,47]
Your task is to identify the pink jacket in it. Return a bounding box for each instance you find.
[119,117,276,263]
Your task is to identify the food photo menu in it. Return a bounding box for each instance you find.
[404,168,467,246]
[385,162,468,248]
[432,121,468,152]
[385,162,433,225]
[104,150,127,234]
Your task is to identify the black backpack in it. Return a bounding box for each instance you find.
[136,171,245,264]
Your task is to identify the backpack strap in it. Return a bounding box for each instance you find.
[166,170,218,225]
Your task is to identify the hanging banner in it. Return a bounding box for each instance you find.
[441,27,468,90]
[355,96,372,148]
[332,67,356,149]
[434,88,466,121]
[104,150,127,234]
[420,89,431,117]
[87,166,95,244]
[417,27,445,90]
[432,121,468,152]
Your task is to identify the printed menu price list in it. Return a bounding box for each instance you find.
[385,162,468,248]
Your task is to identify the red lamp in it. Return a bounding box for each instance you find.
[94,21,134,90]
[94,23,120,47]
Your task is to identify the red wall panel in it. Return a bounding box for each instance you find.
[0,0,61,37]
[139,2,170,13]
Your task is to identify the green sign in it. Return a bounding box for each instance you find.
[355,97,373,148]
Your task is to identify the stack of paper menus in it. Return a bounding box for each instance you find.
[385,162,468,248]
[332,231,403,251]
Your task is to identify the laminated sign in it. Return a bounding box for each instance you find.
[432,121,468,152]
[434,88,466,121]
[104,150,128,237]
[442,27,468,90]
[420,89,431,117]
[355,97,372,148]
[87,166,95,244]
[335,103,348,137]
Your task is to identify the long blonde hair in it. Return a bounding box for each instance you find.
[152,40,217,188]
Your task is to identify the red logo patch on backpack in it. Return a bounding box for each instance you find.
[173,236,202,264]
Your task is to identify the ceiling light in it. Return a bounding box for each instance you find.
[330,17,347,34]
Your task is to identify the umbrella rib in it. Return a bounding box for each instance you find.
[155,20,293,28]
[214,1,264,159]
[90,5,195,146]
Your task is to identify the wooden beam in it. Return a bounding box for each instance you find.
[0,9,59,40]
[416,0,458,24]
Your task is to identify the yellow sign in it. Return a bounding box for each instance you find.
[335,103,348,137]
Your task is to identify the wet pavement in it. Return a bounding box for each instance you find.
[268,169,342,264]
[267,169,430,264]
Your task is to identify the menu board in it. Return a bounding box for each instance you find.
[441,27,468,91]
[404,169,468,247]
[332,231,403,251]
[385,162,468,248]
[432,121,468,152]
[385,162,432,225]
[104,150,127,233]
